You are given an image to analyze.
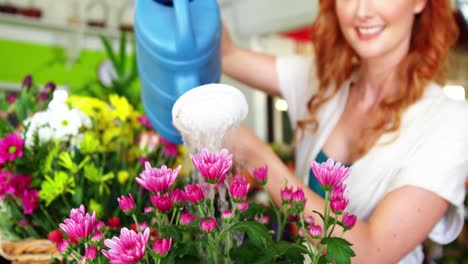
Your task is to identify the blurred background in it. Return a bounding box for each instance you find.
[0,0,467,263]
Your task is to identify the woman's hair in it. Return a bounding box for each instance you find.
[298,0,459,159]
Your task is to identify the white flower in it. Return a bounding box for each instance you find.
[49,109,83,140]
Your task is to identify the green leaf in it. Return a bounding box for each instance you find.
[321,237,356,264]
[118,32,127,76]
[227,221,271,247]
[39,171,75,206]
[42,141,60,174]
[83,163,102,183]
[100,35,119,74]
[313,210,325,222]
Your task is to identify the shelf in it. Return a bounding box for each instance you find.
[0,13,130,39]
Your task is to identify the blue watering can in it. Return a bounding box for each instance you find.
[134,0,222,144]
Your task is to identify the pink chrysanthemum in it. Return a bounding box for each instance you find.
[180,211,197,226]
[102,227,150,264]
[252,164,268,185]
[191,148,232,184]
[153,237,173,257]
[59,205,98,243]
[136,162,181,194]
[200,217,217,233]
[160,137,178,157]
[0,133,24,165]
[310,158,351,191]
[229,176,250,202]
[117,193,136,213]
[21,188,39,214]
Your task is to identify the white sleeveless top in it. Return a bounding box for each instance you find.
[277,55,468,263]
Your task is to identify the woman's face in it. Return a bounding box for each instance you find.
[335,0,427,60]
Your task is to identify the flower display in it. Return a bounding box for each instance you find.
[0,76,179,240]
[51,148,357,264]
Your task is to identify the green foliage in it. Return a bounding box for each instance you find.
[321,237,356,264]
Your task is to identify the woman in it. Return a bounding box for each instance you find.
[221,0,468,263]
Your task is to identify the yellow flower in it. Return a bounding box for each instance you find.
[118,170,130,184]
[109,94,133,122]
[89,199,103,217]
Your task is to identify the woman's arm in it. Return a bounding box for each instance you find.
[230,125,449,263]
[221,24,281,97]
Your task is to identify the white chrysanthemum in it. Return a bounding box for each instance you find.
[49,109,83,140]
[48,90,69,112]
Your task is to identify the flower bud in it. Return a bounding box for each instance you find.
[200,217,217,233]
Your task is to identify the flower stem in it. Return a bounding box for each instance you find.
[322,191,330,240]
[132,214,140,232]
[328,213,338,238]
[210,184,215,216]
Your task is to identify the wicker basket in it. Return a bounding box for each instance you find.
[0,238,59,264]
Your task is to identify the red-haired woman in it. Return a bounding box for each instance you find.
[222,0,468,263]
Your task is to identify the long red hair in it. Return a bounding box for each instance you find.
[298,0,459,158]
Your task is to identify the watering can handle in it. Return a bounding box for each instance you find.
[173,0,195,50]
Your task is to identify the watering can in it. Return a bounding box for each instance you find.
[134,0,222,144]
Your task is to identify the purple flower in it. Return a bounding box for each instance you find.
[150,193,173,213]
[117,193,135,213]
[59,205,98,243]
[22,75,32,89]
[160,137,178,157]
[184,184,204,204]
[309,224,322,238]
[136,162,181,194]
[102,227,150,264]
[252,164,268,185]
[180,211,197,226]
[85,245,98,260]
[38,82,56,102]
[237,201,249,212]
[0,133,25,165]
[137,115,153,130]
[310,158,351,191]
[200,217,217,233]
[229,176,250,202]
[153,237,173,257]
[191,148,232,184]
[21,188,38,214]
[342,212,357,229]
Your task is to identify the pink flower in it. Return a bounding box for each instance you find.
[136,162,181,194]
[92,231,103,241]
[222,209,233,221]
[255,215,270,225]
[19,219,28,228]
[280,187,293,203]
[57,239,70,253]
[138,157,151,166]
[21,188,38,214]
[144,206,153,214]
[48,229,63,243]
[160,137,178,157]
[22,75,32,89]
[229,176,250,202]
[138,115,153,130]
[117,193,135,213]
[237,201,249,212]
[0,133,24,165]
[292,187,306,208]
[184,184,204,204]
[172,189,186,205]
[180,211,197,226]
[153,237,173,257]
[343,212,357,229]
[59,205,98,242]
[1,173,31,198]
[85,245,98,260]
[309,224,322,238]
[310,158,351,191]
[200,217,217,233]
[330,195,349,213]
[331,183,346,197]
[7,93,16,104]
[107,217,121,229]
[138,132,160,153]
[102,227,150,264]
[252,164,268,185]
[191,148,232,184]
[150,193,173,213]
[304,216,315,225]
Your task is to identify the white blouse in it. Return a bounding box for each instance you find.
[277,55,468,263]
